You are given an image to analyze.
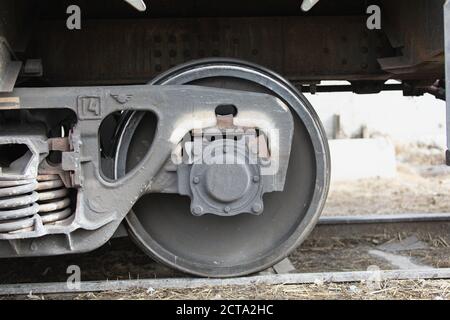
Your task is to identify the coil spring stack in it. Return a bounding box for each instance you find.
[0,174,72,234]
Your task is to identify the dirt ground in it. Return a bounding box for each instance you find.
[70,280,450,300]
[323,143,450,216]
[13,279,450,300]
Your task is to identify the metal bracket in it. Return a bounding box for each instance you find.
[445,1,450,164]
[301,0,320,12]
[124,0,147,12]
[0,37,22,93]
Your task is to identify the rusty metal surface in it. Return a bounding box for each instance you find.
[47,137,70,152]
[378,0,445,78]
[31,16,395,85]
[0,0,444,90]
[27,1,445,86]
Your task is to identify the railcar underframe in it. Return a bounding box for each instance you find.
[0,0,448,277]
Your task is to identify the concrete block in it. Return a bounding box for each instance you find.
[306,91,446,148]
[329,138,397,182]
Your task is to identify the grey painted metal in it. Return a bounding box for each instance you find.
[318,213,450,225]
[0,37,21,93]
[114,59,330,277]
[0,83,295,260]
[272,258,297,274]
[177,137,268,217]
[0,136,48,233]
[1,268,450,296]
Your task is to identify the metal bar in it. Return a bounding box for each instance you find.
[445,0,450,165]
[312,213,450,240]
[300,84,403,93]
[1,268,450,296]
[301,0,320,12]
[318,213,450,225]
[124,0,146,11]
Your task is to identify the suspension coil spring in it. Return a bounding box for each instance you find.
[0,174,72,233]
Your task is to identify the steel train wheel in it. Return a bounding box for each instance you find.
[114,59,330,277]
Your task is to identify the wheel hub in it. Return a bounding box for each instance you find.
[183,137,264,217]
[205,164,250,203]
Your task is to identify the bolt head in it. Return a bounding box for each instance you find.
[192,206,204,215]
[252,203,263,214]
[224,206,231,213]
[193,176,200,184]
[252,176,260,183]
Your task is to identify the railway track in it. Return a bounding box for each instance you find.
[2,268,450,296]
[1,212,450,297]
[313,212,450,239]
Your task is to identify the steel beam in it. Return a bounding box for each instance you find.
[445,1,450,165]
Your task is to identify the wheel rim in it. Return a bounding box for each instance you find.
[114,58,330,277]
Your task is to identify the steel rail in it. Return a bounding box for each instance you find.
[1,268,450,296]
[318,213,450,225]
[311,212,450,240]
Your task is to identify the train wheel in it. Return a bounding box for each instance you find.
[114,59,330,277]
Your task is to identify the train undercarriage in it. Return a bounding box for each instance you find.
[0,0,447,277]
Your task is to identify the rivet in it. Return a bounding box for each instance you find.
[252,203,263,213]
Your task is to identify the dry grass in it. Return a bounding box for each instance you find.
[395,143,445,166]
[323,144,450,216]
[324,175,450,216]
[65,279,450,300]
